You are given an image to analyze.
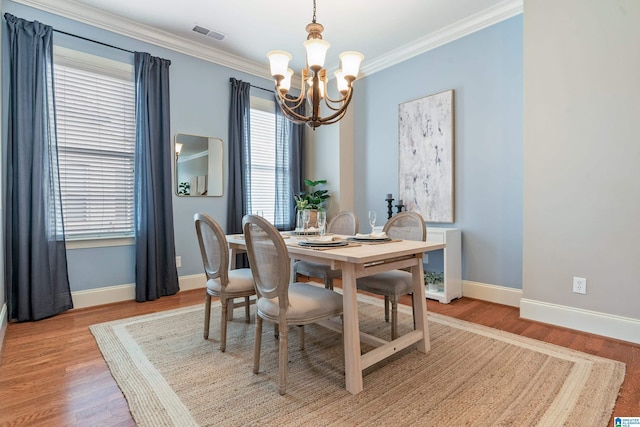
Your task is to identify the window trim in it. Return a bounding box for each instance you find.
[66,236,135,250]
[251,95,276,114]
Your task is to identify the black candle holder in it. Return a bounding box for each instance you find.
[395,204,405,214]
[385,198,394,219]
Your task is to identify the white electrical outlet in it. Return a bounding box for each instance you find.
[176,256,182,268]
[573,276,586,294]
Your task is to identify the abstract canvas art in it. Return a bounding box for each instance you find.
[398,90,454,223]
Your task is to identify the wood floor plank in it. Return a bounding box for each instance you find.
[0,287,637,425]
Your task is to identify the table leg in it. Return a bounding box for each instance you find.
[229,248,237,270]
[411,260,431,353]
[226,248,239,320]
[290,258,296,283]
[341,263,363,394]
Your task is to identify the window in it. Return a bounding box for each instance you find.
[249,96,293,227]
[53,46,135,241]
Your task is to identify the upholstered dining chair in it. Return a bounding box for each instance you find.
[294,211,359,290]
[194,213,255,352]
[242,214,343,395]
[356,212,426,339]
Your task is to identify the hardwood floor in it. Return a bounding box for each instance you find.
[0,287,637,426]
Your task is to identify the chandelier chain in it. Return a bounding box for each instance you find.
[312,0,317,23]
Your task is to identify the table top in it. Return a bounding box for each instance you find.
[226,233,445,265]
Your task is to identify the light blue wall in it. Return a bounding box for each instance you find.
[352,16,523,289]
[1,1,273,292]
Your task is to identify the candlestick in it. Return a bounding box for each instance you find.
[385,196,394,219]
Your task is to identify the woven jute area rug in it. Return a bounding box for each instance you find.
[90,294,625,426]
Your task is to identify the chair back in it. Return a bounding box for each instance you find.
[328,211,359,235]
[242,215,291,307]
[194,213,229,284]
[383,212,426,241]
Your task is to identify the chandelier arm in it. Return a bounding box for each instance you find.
[280,106,309,125]
[282,111,310,125]
[275,94,311,123]
[315,89,353,124]
[272,68,307,110]
[277,90,306,111]
[324,88,350,105]
[323,100,345,112]
[323,93,350,112]
[318,107,348,125]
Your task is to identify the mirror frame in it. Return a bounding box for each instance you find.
[174,133,224,197]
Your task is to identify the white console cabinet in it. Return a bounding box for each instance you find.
[425,227,461,304]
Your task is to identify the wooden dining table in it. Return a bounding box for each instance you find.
[226,233,446,394]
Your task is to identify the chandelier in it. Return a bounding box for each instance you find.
[267,0,364,129]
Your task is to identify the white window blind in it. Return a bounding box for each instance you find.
[53,46,136,240]
[249,97,277,223]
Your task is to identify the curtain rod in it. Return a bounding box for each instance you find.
[251,84,274,94]
[53,28,134,54]
[230,78,274,94]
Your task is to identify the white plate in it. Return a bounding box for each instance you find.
[349,236,392,242]
[298,240,348,247]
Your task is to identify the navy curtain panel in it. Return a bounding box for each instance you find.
[227,78,251,268]
[4,14,73,321]
[133,52,179,302]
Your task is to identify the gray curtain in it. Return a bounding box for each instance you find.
[275,95,305,230]
[227,78,251,267]
[134,52,179,302]
[4,13,73,321]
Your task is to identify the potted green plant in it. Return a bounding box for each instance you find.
[178,181,190,195]
[294,179,330,231]
[424,271,444,293]
[294,179,330,210]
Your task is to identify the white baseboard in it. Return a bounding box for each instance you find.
[462,280,522,307]
[71,274,206,309]
[520,298,640,345]
[176,274,207,291]
[461,282,640,344]
[0,303,7,358]
[71,283,136,309]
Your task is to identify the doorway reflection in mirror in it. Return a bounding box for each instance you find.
[174,134,223,197]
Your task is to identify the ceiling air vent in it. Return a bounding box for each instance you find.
[192,25,227,41]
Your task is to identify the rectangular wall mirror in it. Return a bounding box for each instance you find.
[175,134,223,197]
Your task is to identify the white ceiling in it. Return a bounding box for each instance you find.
[15,0,522,80]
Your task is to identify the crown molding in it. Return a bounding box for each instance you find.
[360,0,523,76]
[13,0,523,80]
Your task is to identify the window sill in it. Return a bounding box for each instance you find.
[66,236,134,250]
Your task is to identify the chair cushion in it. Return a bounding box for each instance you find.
[257,283,343,324]
[207,268,255,296]
[294,260,342,279]
[356,270,414,297]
